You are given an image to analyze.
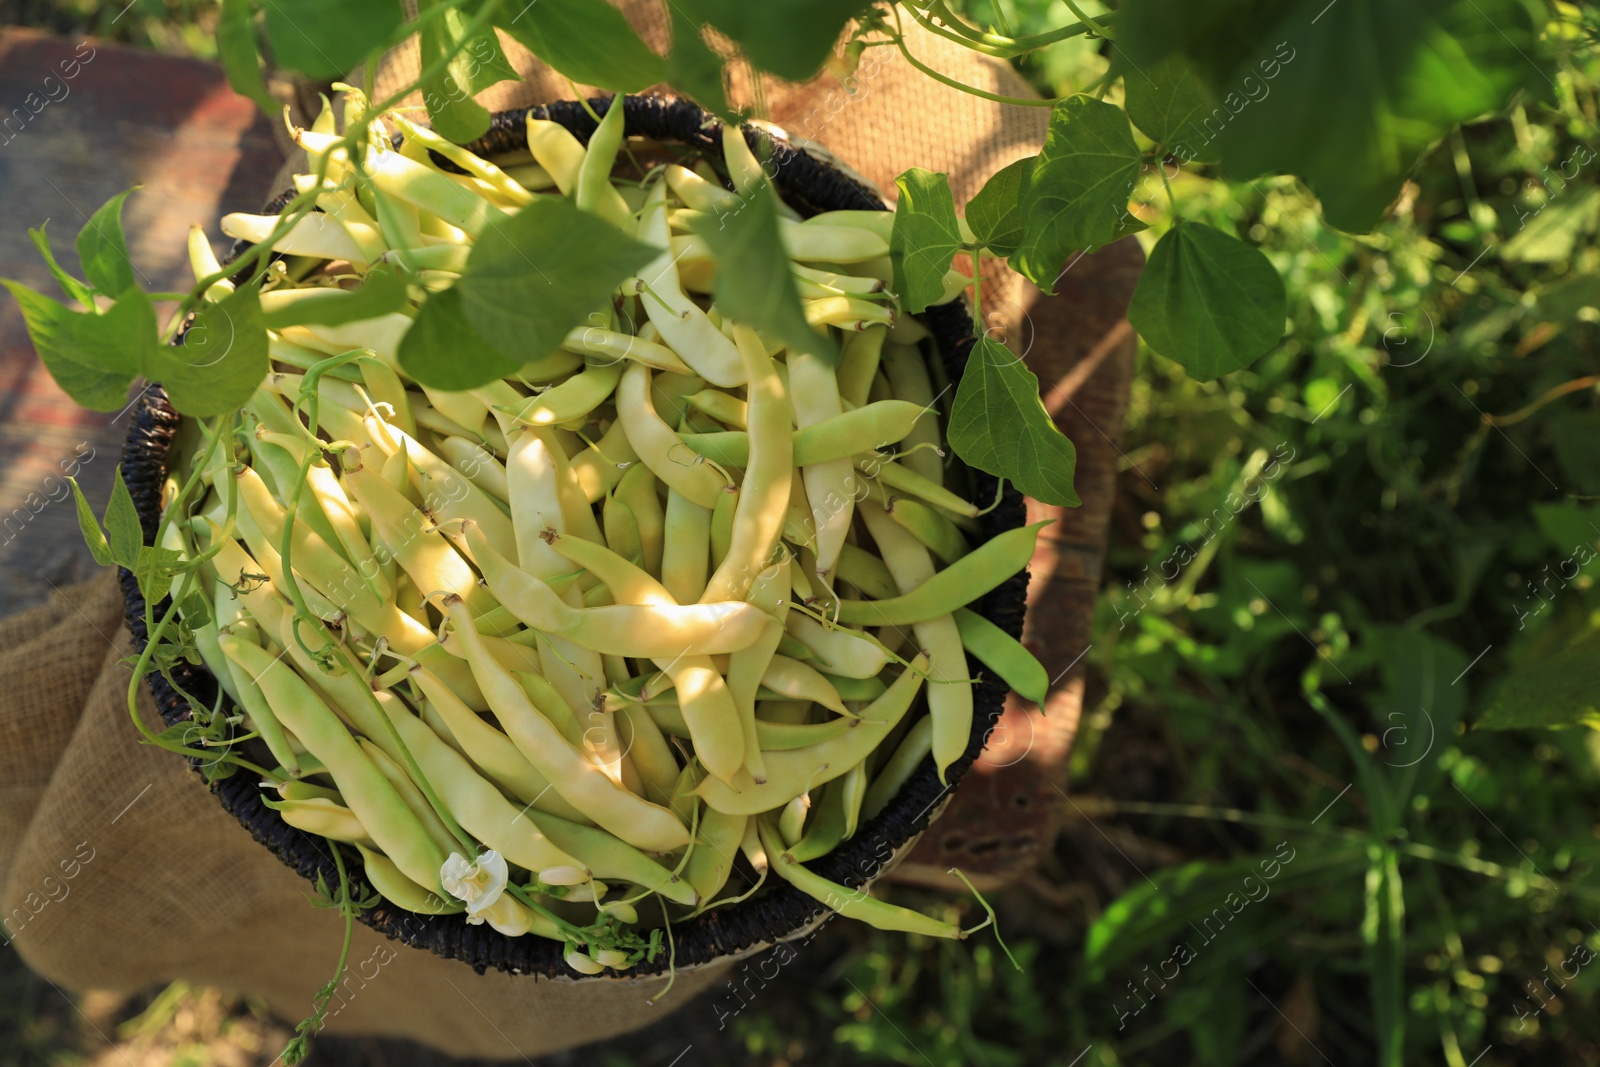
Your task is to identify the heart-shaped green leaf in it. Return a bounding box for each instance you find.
[966,156,1035,259]
[1128,222,1285,379]
[77,187,138,298]
[948,336,1079,507]
[890,168,961,315]
[1012,96,1142,293]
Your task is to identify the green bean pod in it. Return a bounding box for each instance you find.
[703,326,793,603]
[696,655,927,815]
[354,844,463,915]
[530,812,698,907]
[887,495,970,565]
[952,606,1049,706]
[756,818,961,938]
[467,523,767,658]
[411,665,593,824]
[443,597,692,853]
[859,502,969,783]
[861,716,933,822]
[225,638,447,889]
[834,520,1050,626]
[263,796,373,844]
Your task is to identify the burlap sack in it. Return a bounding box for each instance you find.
[0,6,1063,1057]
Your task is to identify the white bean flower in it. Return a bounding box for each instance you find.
[440,850,508,919]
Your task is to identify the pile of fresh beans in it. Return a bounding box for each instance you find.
[170,97,1049,972]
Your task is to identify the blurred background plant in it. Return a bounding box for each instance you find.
[5,0,1600,1064]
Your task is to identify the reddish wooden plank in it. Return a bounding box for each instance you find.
[0,28,284,612]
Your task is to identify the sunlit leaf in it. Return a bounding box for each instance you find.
[947,336,1079,507]
[1012,96,1142,292]
[1127,222,1285,379]
[965,156,1034,259]
[689,180,835,360]
[890,168,961,315]
[264,0,403,80]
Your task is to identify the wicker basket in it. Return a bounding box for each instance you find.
[118,93,1029,979]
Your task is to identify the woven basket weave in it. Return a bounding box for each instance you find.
[118,93,1028,979]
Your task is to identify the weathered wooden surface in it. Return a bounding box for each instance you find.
[0,28,282,612]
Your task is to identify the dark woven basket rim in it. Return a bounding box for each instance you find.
[120,93,1028,979]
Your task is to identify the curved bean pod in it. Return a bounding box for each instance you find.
[530,812,698,907]
[572,98,633,228]
[756,817,961,938]
[376,689,585,873]
[833,520,1050,626]
[440,436,510,503]
[648,699,857,751]
[861,716,933,822]
[614,462,664,578]
[564,324,689,374]
[632,179,745,387]
[858,502,969,783]
[886,495,970,565]
[499,360,624,427]
[760,655,849,715]
[659,486,712,604]
[695,655,927,815]
[467,523,767,657]
[784,613,894,679]
[616,362,729,509]
[442,597,691,853]
[354,844,463,915]
[224,638,447,889]
[880,341,944,485]
[952,607,1049,706]
[411,666,592,824]
[264,796,373,844]
[569,418,640,504]
[702,326,792,604]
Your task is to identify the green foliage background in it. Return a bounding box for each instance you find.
[5,0,1600,1064]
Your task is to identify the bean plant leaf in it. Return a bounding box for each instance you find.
[666,4,731,119]
[27,223,96,307]
[689,180,835,360]
[449,198,658,382]
[1121,53,1221,165]
[1127,222,1285,379]
[890,169,961,315]
[418,1,492,144]
[264,0,403,80]
[156,284,270,417]
[948,336,1079,507]
[496,0,666,91]
[77,188,138,299]
[105,468,144,570]
[398,285,522,390]
[680,0,870,82]
[70,477,114,567]
[1012,96,1142,293]
[1118,0,1545,232]
[1478,630,1600,730]
[965,156,1034,259]
[218,0,276,113]
[0,280,144,410]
